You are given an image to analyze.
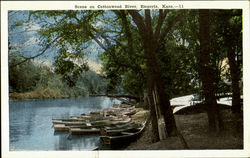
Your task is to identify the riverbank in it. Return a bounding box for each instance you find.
[125,108,243,150]
[9,87,90,100]
[10,88,67,100]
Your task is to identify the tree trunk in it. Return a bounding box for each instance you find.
[152,84,168,140]
[199,9,223,132]
[144,35,178,137]
[128,10,178,139]
[145,90,160,142]
[227,42,241,113]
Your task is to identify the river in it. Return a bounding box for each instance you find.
[9,97,120,151]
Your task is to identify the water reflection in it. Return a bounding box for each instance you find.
[9,97,119,150]
[54,134,100,150]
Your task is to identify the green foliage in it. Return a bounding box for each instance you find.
[168,10,242,97]
[122,70,145,96]
[157,39,197,98]
[99,49,123,93]
[54,49,89,87]
[209,10,242,95]
[9,53,40,93]
[211,10,242,69]
[23,10,242,99]
[31,10,105,52]
[99,32,146,95]
[9,52,108,99]
[9,52,91,98]
[78,70,107,95]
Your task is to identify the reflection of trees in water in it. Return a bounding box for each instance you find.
[9,124,22,143]
[71,135,99,150]
[9,102,35,144]
[55,134,99,150]
[56,134,71,150]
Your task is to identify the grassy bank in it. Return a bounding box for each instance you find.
[126,108,243,150]
[10,88,67,100]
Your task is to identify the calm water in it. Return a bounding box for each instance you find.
[9,97,120,151]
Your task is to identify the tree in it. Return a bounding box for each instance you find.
[172,10,241,131]
[29,10,188,140]
[54,49,89,87]
[214,10,242,113]
[79,70,107,95]
[98,12,146,96]
[199,10,223,132]
[127,10,188,138]
[9,53,41,92]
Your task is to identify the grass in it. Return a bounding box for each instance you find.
[175,109,243,149]
[126,106,243,150]
[10,88,66,100]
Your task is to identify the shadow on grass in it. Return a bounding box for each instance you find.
[174,103,231,115]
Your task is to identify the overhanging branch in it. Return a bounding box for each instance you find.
[159,10,188,43]
[128,10,146,36]
[10,37,60,68]
[154,10,168,40]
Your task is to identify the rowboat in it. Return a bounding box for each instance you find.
[100,121,147,145]
[100,126,141,136]
[92,117,132,126]
[53,123,91,132]
[54,124,70,132]
[69,127,100,135]
[52,119,87,126]
[100,122,141,135]
[51,103,149,140]
[69,116,86,121]
[52,117,132,133]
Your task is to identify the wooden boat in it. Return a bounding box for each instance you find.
[91,117,132,126]
[52,119,86,126]
[100,122,141,135]
[53,123,91,131]
[69,127,100,135]
[52,117,132,133]
[81,114,112,121]
[54,124,70,132]
[121,108,137,116]
[100,126,141,136]
[51,105,148,138]
[69,116,86,121]
[100,121,146,145]
[89,110,103,115]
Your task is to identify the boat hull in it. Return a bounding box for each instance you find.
[69,128,100,135]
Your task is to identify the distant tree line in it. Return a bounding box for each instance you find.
[9,52,107,98]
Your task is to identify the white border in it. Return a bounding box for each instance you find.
[1,1,250,10]
[1,1,250,158]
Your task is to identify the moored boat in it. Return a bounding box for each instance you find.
[69,127,100,135]
[100,121,147,145]
[51,103,149,142]
[52,119,87,126]
[54,124,70,132]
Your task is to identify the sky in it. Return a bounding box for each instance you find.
[8,10,103,73]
